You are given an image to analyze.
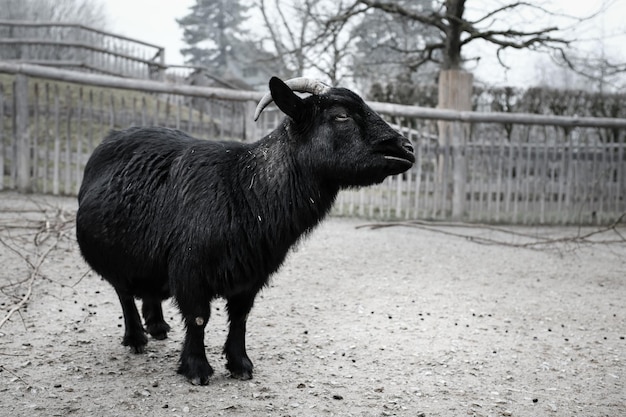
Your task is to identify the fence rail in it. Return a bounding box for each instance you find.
[0,20,165,80]
[1,63,624,225]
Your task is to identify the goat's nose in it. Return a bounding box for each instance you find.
[402,140,414,154]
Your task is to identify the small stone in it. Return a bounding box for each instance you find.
[332,394,343,400]
[183,406,190,412]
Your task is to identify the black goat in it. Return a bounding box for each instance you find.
[76,77,415,385]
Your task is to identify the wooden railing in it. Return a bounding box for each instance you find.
[1,63,625,225]
[0,20,165,79]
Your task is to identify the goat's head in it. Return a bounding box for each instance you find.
[256,77,415,187]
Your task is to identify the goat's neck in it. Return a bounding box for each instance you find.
[240,128,338,234]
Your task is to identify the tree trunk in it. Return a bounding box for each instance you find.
[443,0,465,70]
[437,69,473,219]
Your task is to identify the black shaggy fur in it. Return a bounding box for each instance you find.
[76,77,415,385]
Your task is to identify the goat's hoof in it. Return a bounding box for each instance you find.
[147,322,171,340]
[227,357,254,380]
[178,357,214,385]
[122,332,148,354]
[229,370,253,380]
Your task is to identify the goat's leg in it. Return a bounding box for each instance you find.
[224,291,256,380]
[116,290,147,353]
[175,283,213,385]
[141,298,171,340]
[177,313,213,385]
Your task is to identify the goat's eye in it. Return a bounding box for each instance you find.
[334,114,350,122]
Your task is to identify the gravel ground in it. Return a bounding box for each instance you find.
[0,192,624,417]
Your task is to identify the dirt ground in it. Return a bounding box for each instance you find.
[0,192,624,417]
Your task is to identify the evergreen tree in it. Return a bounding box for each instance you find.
[177,0,251,72]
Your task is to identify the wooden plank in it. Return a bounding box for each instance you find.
[64,85,72,195]
[616,143,624,216]
[564,134,575,224]
[466,145,474,221]
[504,141,515,221]
[512,135,522,222]
[485,136,494,222]
[604,142,615,217]
[33,82,40,191]
[395,173,402,219]
[595,140,605,224]
[539,129,550,224]
[522,142,532,224]
[422,137,433,219]
[175,95,182,130]
[109,93,115,129]
[42,83,50,194]
[441,145,452,219]
[87,90,94,154]
[141,96,147,126]
[53,84,60,195]
[412,135,423,219]
[187,97,193,133]
[75,87,83,195]
[474,140,483,220]
[558,131,566,224]
[0,83,4,191]
[495,134,506,222]
[14,74,31,192]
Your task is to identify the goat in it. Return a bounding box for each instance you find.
[75,77,415,385]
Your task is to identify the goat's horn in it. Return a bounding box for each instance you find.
[254,77,332,121]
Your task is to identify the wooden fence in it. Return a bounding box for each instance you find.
[1,62,625,225]
[0,21,234,86]
[0,20,165,79]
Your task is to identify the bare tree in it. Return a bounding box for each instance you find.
[257,0,311,77]
[254,0,356,84]
[321,0,626,107]
[1,0,106,28]
[551,50,626,93]
[330,0,578,72]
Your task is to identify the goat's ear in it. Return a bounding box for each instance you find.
[269,77,304,121]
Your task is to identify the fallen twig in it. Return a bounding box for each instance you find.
[0,241,57,329]
[0,235,35,269]
[0,364,31,387]
[357,212,626,250]
[0,204,74,329]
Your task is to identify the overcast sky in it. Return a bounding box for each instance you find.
[103,0,625,88]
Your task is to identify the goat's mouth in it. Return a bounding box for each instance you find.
[383,146,415,167]
[375,138,415,174]
[379,139,415,167]
[381,153,414,176]
[384,155,414,164]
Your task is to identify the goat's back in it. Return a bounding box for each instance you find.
[76,127,250,293]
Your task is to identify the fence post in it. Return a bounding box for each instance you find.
[242,101,257,142]
[15,73,31,193]
[437,70,473,220]
[156,47,166,81]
